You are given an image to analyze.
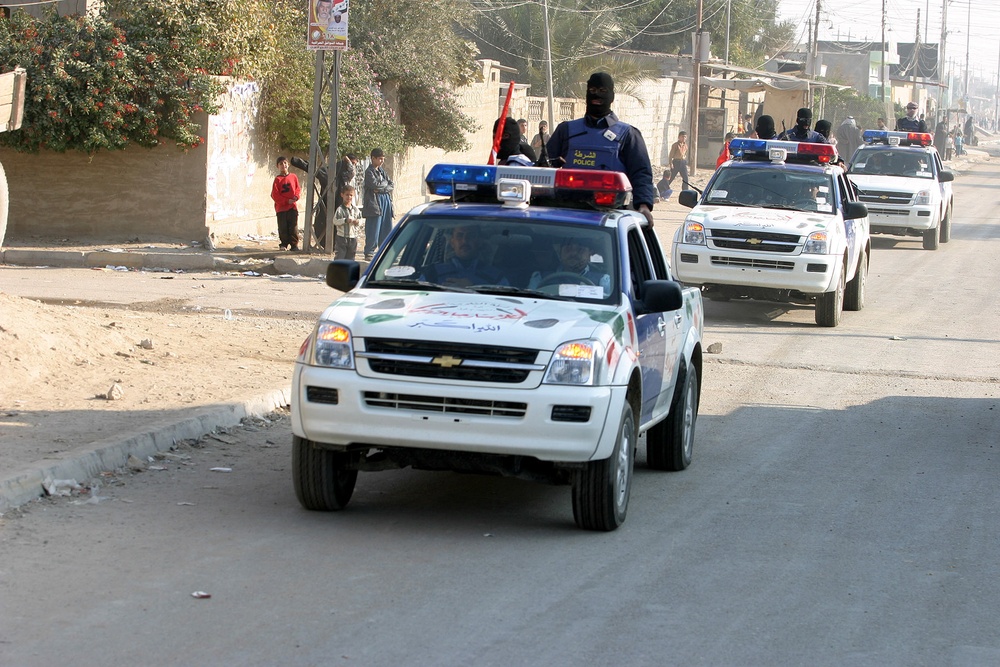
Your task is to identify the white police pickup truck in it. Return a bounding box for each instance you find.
[672,138,871,327]
[846,130,954,251]
[291,164,704,531]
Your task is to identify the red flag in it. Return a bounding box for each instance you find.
[489,81,516,165]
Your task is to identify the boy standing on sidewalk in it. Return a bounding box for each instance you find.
[270,156,301,251]
[333,184,362,260]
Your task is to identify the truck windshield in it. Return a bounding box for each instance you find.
[848,150,935,178]
[704,167,836,214]
[365,215,619,304]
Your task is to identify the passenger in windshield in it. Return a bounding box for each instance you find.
[420,224,509,287]
[528,236,611,296]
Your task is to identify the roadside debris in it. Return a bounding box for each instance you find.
[103,382,125,400]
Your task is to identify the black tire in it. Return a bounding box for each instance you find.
[647,364,699,471]
[939,206,952,243]
[572,402,636,531]
[292,435,358,511]
[815,264,845,327]
[922,226,939,250]
[844,248,867,312]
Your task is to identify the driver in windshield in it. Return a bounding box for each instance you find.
[420,224,508,287]
[528,236,611,295]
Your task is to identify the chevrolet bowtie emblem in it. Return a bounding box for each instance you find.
[432,355,463,368]
[747,237,763,245]
[879,195,889,200]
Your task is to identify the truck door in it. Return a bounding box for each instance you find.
[625,226,668,423]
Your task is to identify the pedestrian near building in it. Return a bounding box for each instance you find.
[333,184,362,260]
[546,71,656,224]
[531,120,549,156]
[660,130,689,201]
[836,117,863,160]
[896,103,928,132]
[715,132,735,169]
[362,148,394,261]
[270,156,300,251]
[876,117,888,130]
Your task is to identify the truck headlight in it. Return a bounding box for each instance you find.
[914,189,931,205]
[543,340,604,386]
[312,322,355,369]
[803,230,828,254]
[682,220,706,245]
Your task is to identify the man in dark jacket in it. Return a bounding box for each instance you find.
[362,148,394,261]
[547,72,656,224]
[896,102,928,132]
[777,108,827,143]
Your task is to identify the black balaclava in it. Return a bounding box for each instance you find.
[586,72,615,118]
[814,119,832,139]
[755,115,776,139]
[493,117,522,161]
[796,107,813,131]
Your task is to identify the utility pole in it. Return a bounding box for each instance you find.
[542,0,555,131]
[964,0,970,106]
[995,43,999,130]
[881,0,888,110]
[690,0,703,176]
[939,0,948,121]
[811,0,820,107]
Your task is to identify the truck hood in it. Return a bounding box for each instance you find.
[687,205,830,235]
[320,289,627,350]
[848,174,933,194]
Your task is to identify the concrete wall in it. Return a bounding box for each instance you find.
[2,79,278,243]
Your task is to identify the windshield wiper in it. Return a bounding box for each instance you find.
[472,284,573,300]
[365,278,476,293]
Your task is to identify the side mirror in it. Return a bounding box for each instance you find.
[326,260,361,291]
[939,170,955,182]
[843,201,868,220]
[678,190,699,209]
[637,279,684,314]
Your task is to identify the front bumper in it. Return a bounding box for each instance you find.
[291,363,627,463]
[865,204,937,232]
[673,244,838,294]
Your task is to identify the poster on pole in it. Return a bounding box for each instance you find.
[307,0,349,51]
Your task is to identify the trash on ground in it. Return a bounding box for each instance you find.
[191,591,212,599]
[210,467,233,473]
[43,477,83,497]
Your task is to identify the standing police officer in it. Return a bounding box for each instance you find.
[896,102,928,132]
[777,108,828,143]
[547,72,656,224]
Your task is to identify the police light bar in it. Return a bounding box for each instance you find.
[425,163,632,208]
[862,130,933,147]
[729,139,837,164]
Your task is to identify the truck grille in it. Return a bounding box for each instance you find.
[364,392,527,418]
[711,256,795,270]
[857,190,913,205]
[361,338,541,383]
[865,206,909,217]
[709,229,800,253]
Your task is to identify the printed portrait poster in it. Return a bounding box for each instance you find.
[307,0,349,50]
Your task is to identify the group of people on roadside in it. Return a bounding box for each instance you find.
[270,148,395,261]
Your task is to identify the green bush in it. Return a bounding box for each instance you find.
[0,9,221,153]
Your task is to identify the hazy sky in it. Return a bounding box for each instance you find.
[776,0,1000,88]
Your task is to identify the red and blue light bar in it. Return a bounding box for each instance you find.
[425,163,632,208]
[862,130,933,147]
[729,138,837,164]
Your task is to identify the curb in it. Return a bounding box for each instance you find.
[0,387,292,512]
[0,247,339,277]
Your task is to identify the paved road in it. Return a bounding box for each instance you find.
[1,159,999,665]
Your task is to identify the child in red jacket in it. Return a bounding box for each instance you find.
[270,156,301,251]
